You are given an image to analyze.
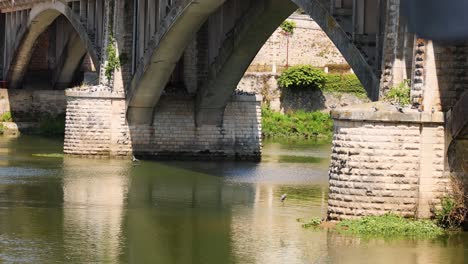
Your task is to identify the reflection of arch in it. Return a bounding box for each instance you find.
[126,0,226,124]
[7,1,99,89]
[197,0,380,125]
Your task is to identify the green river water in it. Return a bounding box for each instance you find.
[0,136,467,263]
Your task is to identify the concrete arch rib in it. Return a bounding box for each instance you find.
[291,0,379,99]
[7,1,99,89]
[126,0,226,125]
[196,0,379,125]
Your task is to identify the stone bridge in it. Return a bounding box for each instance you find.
[0,0,384,159]
[0,0,466,219]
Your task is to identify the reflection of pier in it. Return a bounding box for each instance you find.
[231,184,329,263]
[123,163,256,263]
[62,158,130,263]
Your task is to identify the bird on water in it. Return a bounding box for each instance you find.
[132,155,140,163]
[280,193,287,204]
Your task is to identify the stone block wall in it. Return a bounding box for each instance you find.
[0,89,66,120]
[236,73,369,112]
[64,89,132,157]
[130,94,262,160]
[249,14,347,69]
[432,42,468,111]
[328,104,448,220]
[63,89,261,160]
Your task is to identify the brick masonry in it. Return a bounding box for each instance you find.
[328,103,448,220]
[64,87,262,160]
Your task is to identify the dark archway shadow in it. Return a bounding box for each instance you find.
[280,88,327,113]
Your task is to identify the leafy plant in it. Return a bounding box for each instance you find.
[0,111,12,122]
[278,65,326,90]
[323,73,367,98]
[280,20,296,35]
[0,123,4,135]
[385,80,411,105]
[262,106,333,140]
[298,217,322,228]
[434,190,468,229]
[105,37,120,81]
[336,213,445,239]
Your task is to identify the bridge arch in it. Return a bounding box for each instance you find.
[126,0,226,124]
[127,0,379,126]
[7,1,99,89]
[196,0,380,125]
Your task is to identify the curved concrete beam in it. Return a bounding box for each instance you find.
[126,0,226,125]
[196,0,380,125]
[292,0,379,99]
[7,1,99,89]
[196,0,297,125]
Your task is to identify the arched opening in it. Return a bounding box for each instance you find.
[184,0,380,126]
[125,0,381,161]
[21,15,97,90]
[2,2,98,137]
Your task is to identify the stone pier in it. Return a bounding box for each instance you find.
[64,86,262,160]
[64,87,132,157]
[327,103,449,220]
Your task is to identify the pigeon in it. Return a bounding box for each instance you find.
[431,107,435,114]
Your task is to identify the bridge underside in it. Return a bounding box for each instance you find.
[125,0,381,127]
[0,0,466,220]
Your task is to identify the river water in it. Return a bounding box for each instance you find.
[0,136,467,263]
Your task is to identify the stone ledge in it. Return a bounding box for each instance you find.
[65,90,126,99]
[331,102,445,123]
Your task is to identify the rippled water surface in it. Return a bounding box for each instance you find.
[0,136,467,263]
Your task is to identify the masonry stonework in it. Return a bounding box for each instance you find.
[328,104,448,220]
[130,94,262,160]
[64,89,132,157]
[248,14,347,70]
[0,89,66,119]
[237,73,369,112]
[63,87,262,160]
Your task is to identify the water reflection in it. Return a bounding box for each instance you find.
[0,136,468,263]
[62,158,130,263]
[325,232,468,264]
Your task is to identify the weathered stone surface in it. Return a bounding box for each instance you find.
[328,103,449,220]
[237,73,369,112]
[0,89,66,119]
[64,87,262,160]
[130,94,262,160]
